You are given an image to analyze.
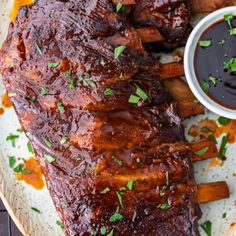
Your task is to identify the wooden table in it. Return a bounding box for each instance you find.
[0,198,23,236]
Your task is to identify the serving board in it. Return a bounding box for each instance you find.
[0,1,236,235]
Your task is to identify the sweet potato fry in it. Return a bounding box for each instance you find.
[136,27,164,43]
[191,140,218,162]
[191,0,236,13]
[163,78,205,118]
[159,63,184,79]
[197,181,230,204]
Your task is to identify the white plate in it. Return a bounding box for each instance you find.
[0,1,236,236]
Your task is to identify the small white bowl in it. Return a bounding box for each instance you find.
[184,6,236,119]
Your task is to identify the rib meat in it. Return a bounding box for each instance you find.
[0,0,200,235]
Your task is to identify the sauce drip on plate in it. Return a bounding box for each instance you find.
[16,158,45,190]
[1,92,12,108]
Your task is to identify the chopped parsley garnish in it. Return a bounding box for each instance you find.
[6,133,19,147]
[27,141,35,154]
[107,229,114,236]
[114,45,126,60]
[116,3,125,13]
[65,70,72,77]
[44,154,56,163]
[39,87,49,96]
[43,138,52,148]
[48,62,59,68]
[222,212,227,219]
[200,80,210,93]
[208,76,217,85]
[31,207,41,213]
[91,230,97,236]
[116,191,124,207]
[119,187,126,191]
[195,146,209,156]
[129,84,149,104]
[57,102,65,113]
[83,80,97,88]
[230,28,236,35]
[135,84,149,101]
[56,220,64,229]
[100,226,107,235]
[13,164,24,173]
[104,88,113,96]
[117,160,123,166]
[157,203,171,209]
[101,187,110,194]
[8,155,16,168]
[224,13,234,28]
[218,134,229,160]
[198,40,212,48]
[109,210,123,222]
[208,134,217,144]
[219,39,226,45]
[60,136,68,145]
[127,180,134,190]
[218,116,230,126]
[68,77,78,89]
[128,95,140,104]
[224,57,236,72]
[201,220,212,236]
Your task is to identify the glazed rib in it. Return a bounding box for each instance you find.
[0,0,204,235]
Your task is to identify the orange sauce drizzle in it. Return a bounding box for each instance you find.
[1,92,13,108]
[16,158,45,190]
[188,118,236,144]
[10,0,34,22]
[208,158,223,169]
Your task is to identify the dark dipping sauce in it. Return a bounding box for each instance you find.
[195,16,236,109]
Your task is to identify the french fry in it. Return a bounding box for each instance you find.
[197,181,230,204]
[136,27,164,43]
[191,0,236,13]
[191,140,218,162]
[159,63,184,79]
[163,78,205,118]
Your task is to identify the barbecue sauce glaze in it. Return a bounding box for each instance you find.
[195,17,236,109]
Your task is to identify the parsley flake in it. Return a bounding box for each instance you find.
[57,102,65,113]
[39,87,49,96]
[127,180,134,190]
[104,88,113,96]
[218,117,230,126]
[201,220,212,236]
[109,210,123,222]
[101,187,110,194]
[114,45,126,60]
[200,80,210,93]
[56,220,64,229]
[6,133,19,147]
[199,40,212,48]
[195,146,209,156]
[44,154,56,163]
[48,62,59,68]
[157,203,171,209]
[31,207,41,213]
[8,155,16,168]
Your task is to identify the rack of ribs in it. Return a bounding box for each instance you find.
[0,0,232,235]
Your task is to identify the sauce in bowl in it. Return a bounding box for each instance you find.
[195,14,236,110]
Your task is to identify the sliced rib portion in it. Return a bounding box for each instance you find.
[0,0,202,235]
